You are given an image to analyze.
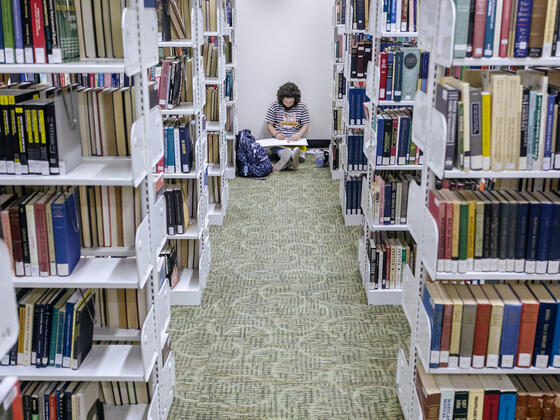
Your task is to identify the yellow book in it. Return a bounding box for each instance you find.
[543,0,559,57]
[457,191,477,271]
[443,284,463,369]
[464,375,484,420]
[481,92,491,170]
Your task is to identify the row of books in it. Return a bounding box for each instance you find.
[77,185,142,249]
[374,107,422,166]
[376,47,429,102]
[78,86,136,157]
[349,36,372,79]
[0,189,80,278]
[428,187,560,274]
[452,0,560,59]
[416,365,560,420]
[208,133,220,164]
[345,176,363,215]
[225,73,233,102]
[225,105,234,132]
[367,230,416,290]
[334,72,346,100]
[332,140,341,170]
[437,69,560,172]
[346,134,368,170]
[201,0,218,32]
[208,175,221,205]
[205,86,220,121]
[164,184,190,236]
[424,282,560,370]
[335,0,346,25]
[92,288,148,331]
[202,40,219,78]
[168,238,200,272]
[163,116,195,174]
[348,87,369,125]
[380,0,418,33]
[369,172,419,226]
[333,107,344,134]
[6,72,135,90]
[350,0,370,30]
[2,288,95,369]
[224,35,233,64]
[157,56,192,110]
[156,0,192,41]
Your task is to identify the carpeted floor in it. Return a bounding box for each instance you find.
[168,160,410,419]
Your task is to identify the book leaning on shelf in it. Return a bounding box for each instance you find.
[367,230,416,290]
[437,68,560,171]
[452,0,560,59]
[225,105,234,133]
[153,52,194,106]
[92,288,148,331]
[369,171,419,225]
[202,38,219,78]
[207,133,220,164]
[0,189,80,278]
[423,281,560,371]
[205,85,219,122]
[165,178,198,236]
[156,0,192,42]
[374,107,422,166]
[345,175,363,215]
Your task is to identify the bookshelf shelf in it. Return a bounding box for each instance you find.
[367,222,409,231]
[343,213,363,225]
[452,57,560,67]
[163,171,198,179]
[225,133,235,140]
[371,163,423,171]
[81,246,136,257]
[423,260,560,281]
[208,203,224,225]
[161,102,195,115]
[204,31,219,37]
[0,59,130,74]
[204,77,220,84]
[378,31,418,38]
[0,159,144,187]
[375,99,415,107]
[168,221,201,240]
[206,121,223,131]
[348,124,365,129]
[366,288,402,305]
[225,164,235,179]
[158,39,194,47]
[331,168,344,179]
[11,257,147,289]
[93,327,142,342]
[171,269,201,306]
[208,163,222,176]
[440,168,560,179]
[103,404,149,420]
[0,345,149,381]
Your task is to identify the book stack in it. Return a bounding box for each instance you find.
[333,107,344,134]
[380,0,418,33]
[346,134,368,170]
[374,107,422,166]
[332,140,341,170]
[202,0,218,32]
[375,46,429,102]
[348,87,369,125]
[345,175,363,214]
[209,176,221,205]
[350,36,372,79]
[224,35,232,63]
[351,0,370,30]
[208,133,220,164]
[164,183,190,235]
[202,39,219,78]
[335,73,346,100]
[335,34,344,62]
[172,238,200,270]
[225,73,233,101]
[76,185,142,249]
[157,57,189,110]
[423,281,560,370]
[0,189,81,278]
[436,69,560,171]
[224,1,233,27]
[416,364,560,420]
[428,187,560,274]
[335,0,346,25]
[1,288,95,370]
[156,0,192,41]
[369,171,419,225]
[163,116,196,174]
[92,288,148,331]
[205,86,220,121]
[367,230,416,290]
[452,0,560,59]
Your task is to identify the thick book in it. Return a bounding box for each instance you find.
[51,190,81,276]
[511,283,540,367]
[481,284,504,368]
[528,283,556,368]
[443,284,463,369]
[454,0,471,58]
[435,83,461,170]
[415,363,440,420]
[456,284,477,368]
[423,282,444,368]
[528,0,547,57]
[401,47,419,101]
[514,0,534,57]
[469,284,491,368]
[494,284,522,368]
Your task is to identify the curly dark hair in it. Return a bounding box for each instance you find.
[277,82,301,106]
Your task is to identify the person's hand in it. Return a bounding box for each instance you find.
[276,133,287,140]
[288,133,301,142]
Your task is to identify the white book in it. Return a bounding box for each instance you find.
[102,186,111,246]
[174,126,181,173]
[26,193,43,277]
[434,375,455,420]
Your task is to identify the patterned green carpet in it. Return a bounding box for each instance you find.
[168,160,410,419]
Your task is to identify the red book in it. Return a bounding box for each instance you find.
[9,203,24,276]
[499,0,513,57]
[512,284,540,367]
[158,61,171,107]
[428,190,446,268]
[378,52,388,100]
[436,283,453,368]
[482,391,500,420]
[89,74,96,87]
[357,44,365,78]
[34,192,53,276]
[49,390,57,419]
[470,284,492,368]
[472,0,488,58]
[1,208,13,271]
[30,0,47,64]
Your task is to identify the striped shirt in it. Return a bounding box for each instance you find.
[265,102,311,135]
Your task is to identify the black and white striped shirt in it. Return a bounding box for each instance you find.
[265,102,311,135]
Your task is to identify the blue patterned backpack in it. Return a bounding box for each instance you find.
[236,129,273,177]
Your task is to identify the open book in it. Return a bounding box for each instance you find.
[256,138,308,148]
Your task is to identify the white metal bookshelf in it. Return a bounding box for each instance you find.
[329,3,345,181]
[0,3,173,418]
[355,0,422,305]
[224,0,238,180]
[395,0,560,418]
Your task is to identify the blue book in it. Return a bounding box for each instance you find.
[52,191,81,276]
[482,0,497,57]
[54,303,66,368]
[11,0,23,63]
[529,284,557,368]
[348,89,355,125]
[386,52,394,101]
[545,191,560,273]
[357,178,362,214]
[166,126,175,172]
[523,191,541,271]
[385,0,391,31]
[508,191,529,268]
[0,5,5,64]
[349,179,355,214]
[384,183,392,224]
[61,290,83,368]
[494,284,522,368]
[179,123,192,173]
[544,93,556,169]
[398,113,410,165]
[346,179,351,214]
[497,392,517,420]
[360,135,366,169]
[376,114,385,165]
[390,0,397,31]
[393,50,403,102]
[513,0,534,58]
[545,283,560,367]
[422,283,443,368]
[532,192,553,273]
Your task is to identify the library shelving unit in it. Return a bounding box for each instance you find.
[0,3,175,419]
[159,1,211,307]
[330,0,345,181]
[395,0,560,418]
[224,0,238,179]
[357,2,420,305]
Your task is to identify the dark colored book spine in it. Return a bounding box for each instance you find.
[351,46,358,78]
[161,0,171,41]
[384,183,392,224]
[42,301,52,367]
[453,392,469,419]
[46,0,58,62]
[19,200,30,274]
[32,302,41,365]
[506,200,518,263]
[489,199,500,261]
[466,0,476,57]
[513,0,534,57]
[37,103,49,175]
[165,189,175,234]
[533,300,556,367]
[393,50,403,102]
[0,5,5,64]
[36,302,45,367]
[520,87,530,165]
[45,101,59,174]
[15,106,28,174]
[390,179,397,223]
[386,52,394,100]
[515,199,529,263]
[174,187,184,234]
[526,199,541,270]
[41,0,53,61]
[536,198,553,270]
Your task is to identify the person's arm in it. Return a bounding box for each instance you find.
[288,124,308,142]
[267,122,286,140]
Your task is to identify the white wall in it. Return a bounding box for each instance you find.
[236,0,332,139]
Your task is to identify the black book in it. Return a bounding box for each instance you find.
[520,191,541,271]
[63,382,81,419]
[46,0,58,62]
[519,87,530,166]
[41,0,54,61]
[490,191,510,266]
[351,46,358,78]
[165,187,176,235]
[72,292,95,370]
[161,0,172,42]
[435,83,461,170]
[174,185,184,234]
[20,0,33,62]
[509,190,530,270]
[481,190,500,264]
[465,0,476,57]
[382,113,392,164]
[501,191,519,267]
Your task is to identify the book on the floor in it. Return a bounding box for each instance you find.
[256,138,308,148]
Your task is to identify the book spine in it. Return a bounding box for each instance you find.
[514,0,534,57]
[472,0,488,57]
[483,0,497,57]
[519,88,530,169]
[454,0,471,57]
[30,0,47,63]
[11,0,24,63]
[516,300,539,367]
[472,303,491,368]
[536,201,553,273]
[497,200,510,271]
[533,301,556,368]
[9,208,24,276]
[48,307,58,366]
[52,196,72,275]
[544,94,556,170]
[499,0,513,57]
[54,307,64,367]
[526,201,541,273]
[499,304,521,368]
[393,50,403,102]
[47,0,59,62]
[35,201,50,276]
[1,0,14,63]
[62,300,75,367]
[0,5,5,63]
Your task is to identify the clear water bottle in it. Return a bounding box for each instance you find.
[316,150,325,168]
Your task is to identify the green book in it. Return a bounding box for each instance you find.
[54,0,80,62]
[1,0,14,63]
[453,0,471,58]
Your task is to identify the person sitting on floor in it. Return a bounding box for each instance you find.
[265,82,310,171]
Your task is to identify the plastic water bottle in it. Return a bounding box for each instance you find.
[316,151,325,168]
